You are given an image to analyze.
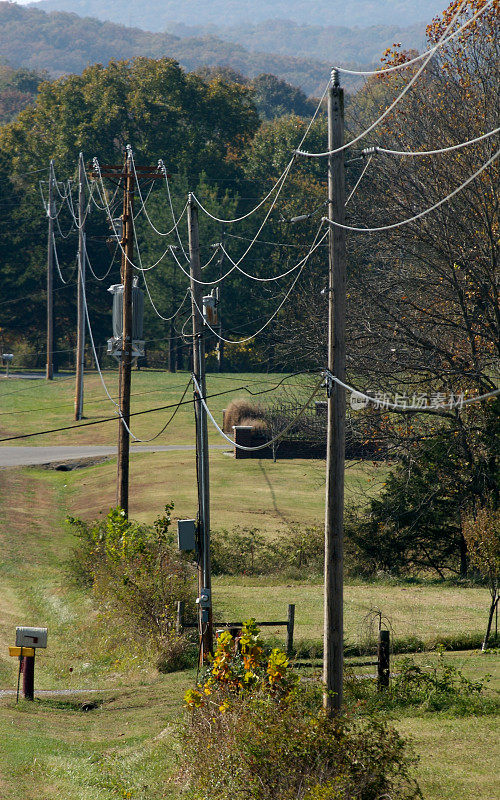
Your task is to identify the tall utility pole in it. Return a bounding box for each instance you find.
[46,161,55,380]
[117,153,134,516]
[188,193,213,661]
[324,69,346,715]
[95,156,162,516]
[75,154,86,420]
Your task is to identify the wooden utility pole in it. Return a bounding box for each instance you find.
[46,161,55,380]
[94,157,163,515]
[324,69,346,715]
[75,154,85,420]
[188,193,213,661]
[117,153,134,515]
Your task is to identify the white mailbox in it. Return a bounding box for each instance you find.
[16,627,48,649]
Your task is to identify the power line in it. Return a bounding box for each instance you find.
[325,370,500,411]
[332,0,495,77]
[0,375,310,442]
[190,81,329,225]
[192,372,324,451]
[320,146,500,233]
[295,0,475,159]
[362,127,500,158]
[189,226,328,344]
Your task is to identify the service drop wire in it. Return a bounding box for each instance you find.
[295,0,474,159]
[332,0,496,77]
[321,146,500,233]
[190,225,329,345]
[324,370,500,412]
[192,373,324,451]
[190,79,329,225]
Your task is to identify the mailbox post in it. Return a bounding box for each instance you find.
[10,627,48,701]
[2,353,13,377]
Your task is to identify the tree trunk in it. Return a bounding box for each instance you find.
[459,532,468,578]
[482,594,499,651]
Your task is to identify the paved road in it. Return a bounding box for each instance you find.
[0,444,228,468]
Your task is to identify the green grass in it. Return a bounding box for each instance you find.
[55,448,382,532]
[213,576,492,653]
[0,386,498,800]
[0,675,192,800]
[0,369,317,446]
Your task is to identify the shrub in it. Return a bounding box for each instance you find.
[223,398,266,432]
[210,524,324,576]
[66,505,196,671]
[182,623,421,800]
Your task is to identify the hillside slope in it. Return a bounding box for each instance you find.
[36,0,444,29]
[0,3,333,95]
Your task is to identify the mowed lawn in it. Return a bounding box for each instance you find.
[0,370,320,446]
[213,578,491,651]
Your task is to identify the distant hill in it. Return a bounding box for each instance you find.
[0,2,335,96]
[167,19,426,67]
[36,0,445,29]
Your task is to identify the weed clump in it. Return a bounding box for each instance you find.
[66,505,196,672]
[223,398,266,432]
[182,620,421,800]
[346,650,498,716]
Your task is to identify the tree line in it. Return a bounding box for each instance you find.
[0,0,497,584]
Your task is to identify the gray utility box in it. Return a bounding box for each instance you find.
[16,627,48,649]
[177,519,196,552]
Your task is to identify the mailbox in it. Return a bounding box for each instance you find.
[177,519,196,551]
[16,627,48,649]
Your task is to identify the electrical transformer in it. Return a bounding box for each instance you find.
[107,279,145,360]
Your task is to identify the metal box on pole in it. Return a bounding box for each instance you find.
[177,519,196,551]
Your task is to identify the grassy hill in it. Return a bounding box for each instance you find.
[0,370,498,799]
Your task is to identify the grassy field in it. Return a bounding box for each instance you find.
[0,370,319,446]
[213,576,491,652]
[0,371,498,799]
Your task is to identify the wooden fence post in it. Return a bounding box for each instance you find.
[377,629,390,689]
[287,604,295,657]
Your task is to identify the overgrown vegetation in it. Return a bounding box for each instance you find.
[183,620,421,800]
[347,649,499,717]
[67,505,196,671]
[211,525,324,577]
